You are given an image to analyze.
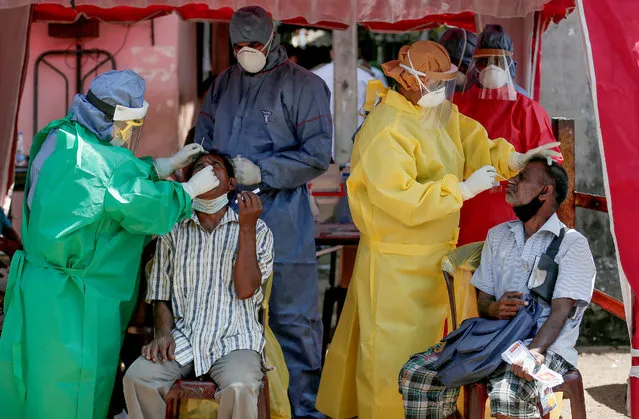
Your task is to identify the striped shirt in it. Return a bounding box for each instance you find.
[147,208,274,377]
[470,213,596,366]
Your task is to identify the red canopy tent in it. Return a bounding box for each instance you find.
[0,0,637,416]
[27,1,573,31]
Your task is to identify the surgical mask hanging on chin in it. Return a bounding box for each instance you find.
[193,194,229,214]
[237,32,274,74]
[479,64,509,89]
[513,188,546,223]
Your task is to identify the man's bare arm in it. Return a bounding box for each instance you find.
[478,290,528,320]
[141,301,176,364]
[234,192,263,299]
[529,298,575,354]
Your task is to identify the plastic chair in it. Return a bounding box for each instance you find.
[441,241,484,331]
[464,369,586,419]
[163,275,278,419]
[441,242,483,417]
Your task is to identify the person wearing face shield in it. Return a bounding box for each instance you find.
[0,70,220,419]
[438,27,478,92]
[315,40,560,419]
[454,24,562,247]
[195,6,332,419]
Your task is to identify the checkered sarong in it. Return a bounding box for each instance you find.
[399,343,460,419]
[399,344,572,419]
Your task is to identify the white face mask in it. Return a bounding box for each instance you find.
[236,32,274,74]
[399,63,447,108]
[455,71,467,88]
[479,65,509,89]
[192,194,229,214]
[417,86,447,108]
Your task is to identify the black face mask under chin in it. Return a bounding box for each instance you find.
[513,188,546,223]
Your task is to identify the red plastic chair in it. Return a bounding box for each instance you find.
[464,368,586,419]
[164,374,270,419]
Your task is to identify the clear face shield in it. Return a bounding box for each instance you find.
[449,27,469,92]
[464,49,517,101]
[112,118,145,152]
[399,60,456,128]
[85,89,149,152]
[110,99,149,153]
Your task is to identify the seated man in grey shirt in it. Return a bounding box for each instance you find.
[399,157,596,419]
[124,151,274,419]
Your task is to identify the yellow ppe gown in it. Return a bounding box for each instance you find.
[316,88,518,419]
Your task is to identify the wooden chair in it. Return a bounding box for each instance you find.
[164,375,270,419]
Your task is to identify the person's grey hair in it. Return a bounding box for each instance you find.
[528,156,569,209]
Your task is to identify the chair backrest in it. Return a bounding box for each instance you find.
[441,241,484,332]
[441,241,484,276]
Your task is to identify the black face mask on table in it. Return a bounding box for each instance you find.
[513,187,547,223]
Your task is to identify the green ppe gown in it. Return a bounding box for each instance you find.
[0,116,192,418]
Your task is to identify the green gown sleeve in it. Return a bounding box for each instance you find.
[104,156,192,235]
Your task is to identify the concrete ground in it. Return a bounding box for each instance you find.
[559,347,629,418]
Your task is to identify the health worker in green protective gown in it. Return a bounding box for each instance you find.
[0,70,221,419]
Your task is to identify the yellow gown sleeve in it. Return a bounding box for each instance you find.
[360,127,464,227]
[455,111,519,181]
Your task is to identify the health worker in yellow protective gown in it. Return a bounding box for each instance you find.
[316,41,560,419]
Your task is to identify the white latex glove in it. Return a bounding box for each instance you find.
[509,142,562,172]
[232,156,262,185]
[181,165,220,198]
[460,165,498,201]
[154,144,205,179]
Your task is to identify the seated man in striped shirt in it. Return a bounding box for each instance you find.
[399,157,596,419]
[124,151,274,419]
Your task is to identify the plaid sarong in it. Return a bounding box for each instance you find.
[399,344,572,419]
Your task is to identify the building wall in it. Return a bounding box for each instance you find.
[18,15,182,159]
